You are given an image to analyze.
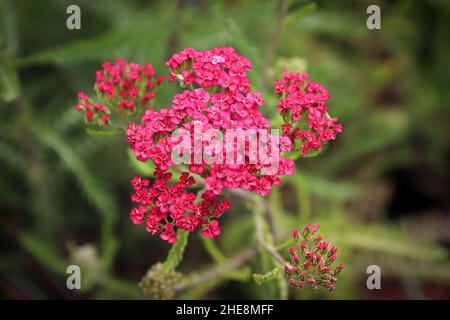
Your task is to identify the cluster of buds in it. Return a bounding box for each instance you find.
[139,263,182,300]
[75,92,111,127]
[284,224,344,293]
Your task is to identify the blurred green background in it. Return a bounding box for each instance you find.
[0,0,449,299]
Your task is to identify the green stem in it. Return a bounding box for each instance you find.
[201,236,226,264]
[162,230,189,272]
[275,238,295,251]
[176,246,256,291]
[253,198,286,266]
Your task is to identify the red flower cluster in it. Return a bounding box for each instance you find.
[75,59,165,127]
[130,172,230,243]
[128,49,294,183]
[166,47,252,92]
[125,48,299,242]
[95,58,164,111]
[275,71,343,156]
[284,224,344,292]
[75,47,343,243]
[75,92,111,127]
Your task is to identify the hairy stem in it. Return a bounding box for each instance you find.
[254,203,286,266]
[163,229,189,272]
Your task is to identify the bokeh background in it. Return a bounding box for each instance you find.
[1,0,449,299]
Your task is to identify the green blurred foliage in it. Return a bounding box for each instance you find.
[0,0,449,299]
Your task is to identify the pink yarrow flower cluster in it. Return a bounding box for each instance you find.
[130,172,230,243]
[95,58,165,111]
[125,48,298,242]
[75,59,165,127]
[75,47,343,243]
[166,47,252,91]
[275,71,343,156]
[285,224,344,292]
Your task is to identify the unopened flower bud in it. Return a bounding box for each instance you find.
[305,252,314,260]
[303,261,311,269]
[312,224,320,233]
[284,265,291,275]
[289,278,296,287]
[302,224,312,238]
[335,263,344,275]
[300,271,307,280]
[300,242,307,252]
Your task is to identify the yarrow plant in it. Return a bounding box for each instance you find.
[285,224,344,292]
[74,47,343,245]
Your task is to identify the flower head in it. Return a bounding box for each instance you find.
[130,169,230,243]
[284,224,343,292]
[75,59,164,126]
[274,71,343,157]
[96,59,163,111]
[126,48,306,242]
[76,47,343,243]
